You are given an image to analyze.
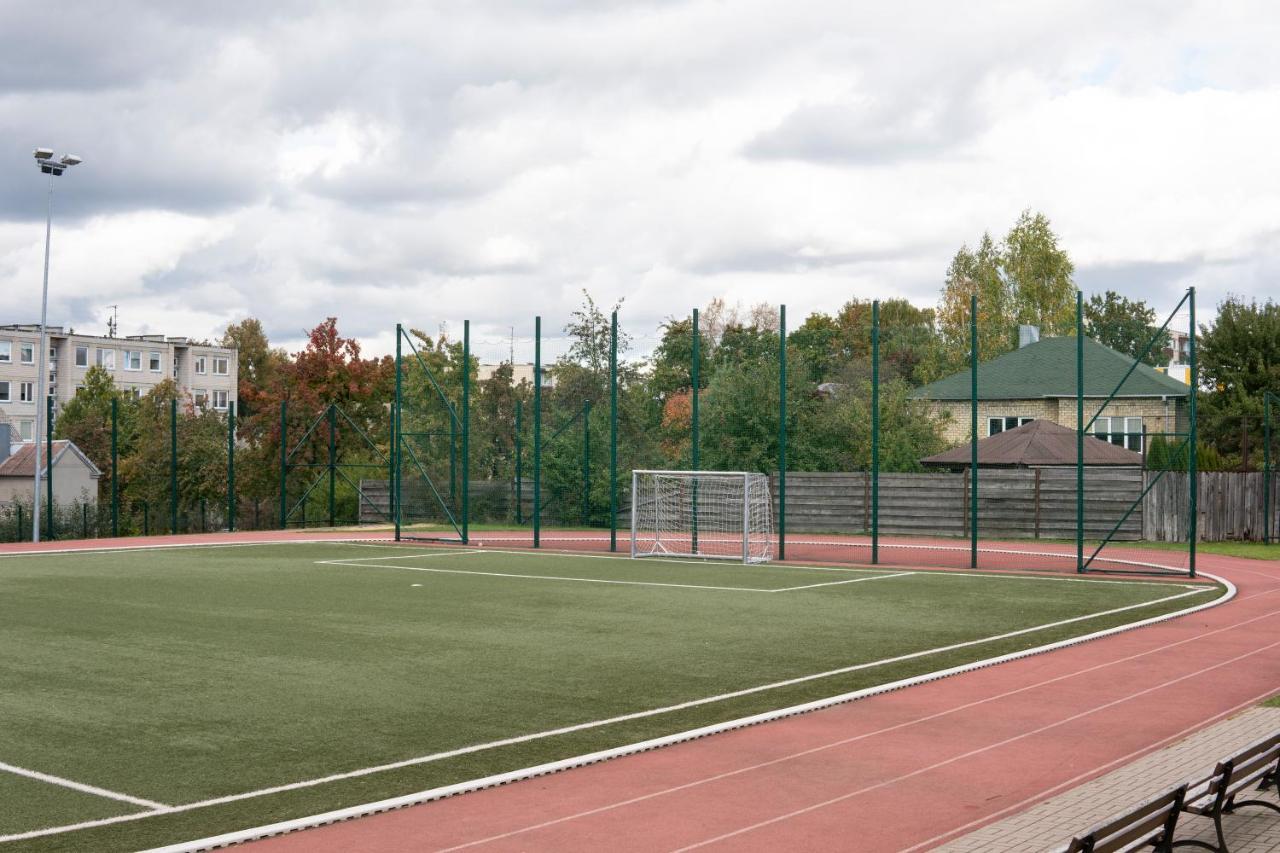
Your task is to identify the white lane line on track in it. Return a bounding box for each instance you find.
[671,635,1280,852]
[0,760,168,810]
[431,602,1280,852]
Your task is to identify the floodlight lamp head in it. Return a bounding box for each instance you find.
[60,154,82,166]
[34,147,54,160]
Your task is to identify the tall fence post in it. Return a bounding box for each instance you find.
[1076,291,1085,573]
[872,300,880,565]
[1188,286,1198,579]
[582,400,591,526]
[692,307,700,555]
[279,399,287,530]
[227,401,236,532]
[462,319,471,545]
[610,310,618,552]
[969,294,978,569]
[1266,391,1275,545]
[778,304,786,561]
[533,316,542,548]
[169,397,178,534]
[394,325,402,541]
[327,404,337,527]
[111,396,119,538]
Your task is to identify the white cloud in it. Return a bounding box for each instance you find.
[0,0,1275,358]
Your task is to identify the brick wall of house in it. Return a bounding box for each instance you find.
[927,397,1186,446]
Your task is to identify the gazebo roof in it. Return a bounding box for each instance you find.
[920,419,1143,468]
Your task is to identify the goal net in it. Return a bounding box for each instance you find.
[631,470,774,563]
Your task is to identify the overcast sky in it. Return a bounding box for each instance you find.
[1,0,1276,365]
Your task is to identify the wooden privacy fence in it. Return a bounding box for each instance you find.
[356,471,1279,542]
[772,470,1280,543]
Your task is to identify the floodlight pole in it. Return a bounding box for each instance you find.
[32,173,54,542]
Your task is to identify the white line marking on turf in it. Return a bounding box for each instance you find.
[0,583,1225,846]
[672,635,1280,851]
[125,575,1244,853]
[319,559,781,593]
[0,760,168,810]
[772,572,915,592]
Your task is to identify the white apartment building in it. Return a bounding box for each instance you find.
[0,325,238,443]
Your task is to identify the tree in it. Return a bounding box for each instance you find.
[1083,291,1171,366]
[933,211,1077,375]
[1196,296,1280,466]
[1003,210,1076,335]
[221,317,287,409]
[54,366,137,495]
[935,232,1012,371]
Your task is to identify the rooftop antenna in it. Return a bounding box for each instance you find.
[510,326,515,365]
[106,305,118,338]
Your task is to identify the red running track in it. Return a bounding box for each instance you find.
[245,547,1280,852]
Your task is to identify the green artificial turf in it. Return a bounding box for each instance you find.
[0,542,1224,851]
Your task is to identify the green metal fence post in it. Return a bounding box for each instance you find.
[143,500,150,536]
[394,325,402,541]
[1266,391,1274,545]
[534,316,542,548]
[449,410,457,504]
[227,401,236,532]
[969,294,978,569]
[328,404,337,527]
[170,397,178,534]
[46,394,54,540]
[582,400,591,526]
[872,300,880,565]
[1188,286,1198,579]
[778,304,786,561]
[515,399,523,524]
[610,310,618,552]
[200,498,207,533]
[1076,291,1085,573]
[692,307,700,554]
[111,396,119,538]
[462,319,471,545]
[81,501,88,539]
[279,399,287,530]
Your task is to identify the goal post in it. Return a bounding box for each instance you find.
[630,470,773,563]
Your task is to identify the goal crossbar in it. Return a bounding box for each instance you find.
[630,470,773,564]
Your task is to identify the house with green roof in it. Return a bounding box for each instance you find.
[910,336,1191,452]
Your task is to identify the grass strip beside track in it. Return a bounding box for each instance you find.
[0,542,1225,851]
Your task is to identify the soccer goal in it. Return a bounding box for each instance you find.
[631,470,774,563]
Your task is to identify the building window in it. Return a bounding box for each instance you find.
[194,389,208,408]
[212,390,228,410]
[212,356,230,375]
[149,351,162,372]
[988,416,1033,436]
[124,350,142,371]
[0,382,9,402]
[195,355,206,374]
[75,345,89,366]
[97,349,116,370]
[20,342,34,364]
[0,341,10,363]
[18,419,34,442]
[1094,416,1144,452]
[20,382,34,403]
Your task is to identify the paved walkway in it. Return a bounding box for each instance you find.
[246,552,1280,852]
[939,705,1280,852]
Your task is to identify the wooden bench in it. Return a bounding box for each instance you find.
[1179,731,1280,852]
[1052,784,1189,852]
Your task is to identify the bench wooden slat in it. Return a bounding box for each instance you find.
[1065,784,1187,853]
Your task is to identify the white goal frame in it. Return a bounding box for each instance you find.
[630,469,773,564]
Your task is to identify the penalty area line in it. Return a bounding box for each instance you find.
[774,571,916,592]
[0,760,169,811]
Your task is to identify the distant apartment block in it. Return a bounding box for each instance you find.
[476,362,554,387]
[0,325,238,443]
